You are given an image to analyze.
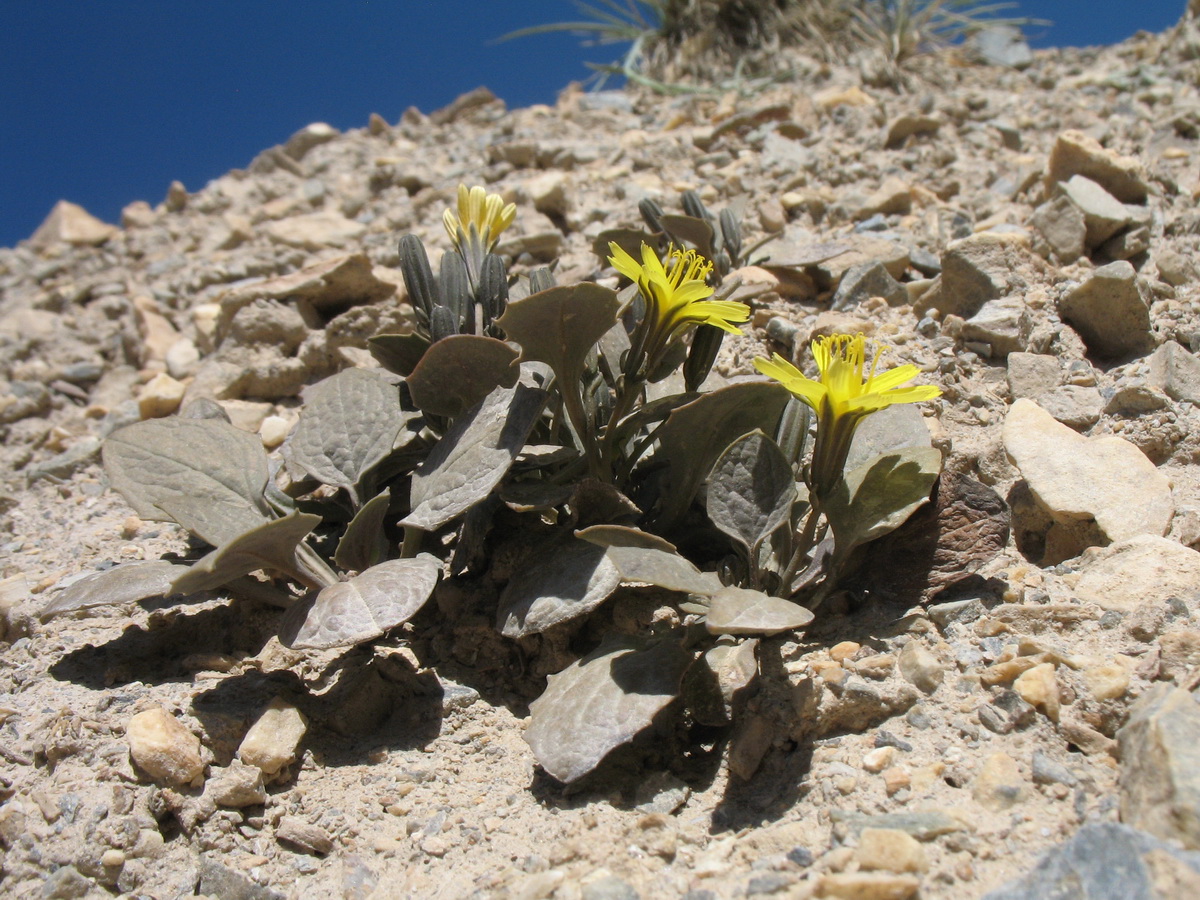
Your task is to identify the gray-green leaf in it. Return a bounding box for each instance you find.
[103,417,273,546]
[334,488,392,572]
[823,446,943,559]
[288,554,441,650]
[495,283,620,384]
[525,635,692,783]
[496,535,621,638]
[707,430,795,556]
[169,513,322,595]
[685,640,759,726]
[402,370,548,531]
[406,334,519,418]
[40,560,190,621]
[705,587,814,635]
[603,545,722,596]
[286,368,409,489]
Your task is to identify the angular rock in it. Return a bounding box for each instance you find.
[983,823,1200,900]
[137,372,186,420]
[238,697,307,777]
[1058,261,1154,360]
[884,115,941,149]
[204,760,267,809]
[830,261,907,310]
[1058,175,1133,249]
[972,751,1027,812]
[525,171,569,218]
[917,233,1048,319]
[1006,352,1059,400]
[1119,685,1200,850]
[1074,536,1200,613]
[1003,398,1173,544]
[264,211,366,250]
[1030,195,1085,261]
[276,816,334,855]
[1149,341,1200,404]
[1045,130,1150,203]
[897,641,943,695]
[127,708,205,788]
[855,828,928,873]
[962,297,1031,356]
[1035,384,1103,430]
[283,122,339,161]
[27,200,118,248]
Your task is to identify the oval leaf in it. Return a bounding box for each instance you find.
[707,430,795,555]
[604,545,722,596]
[369,331,431,377]
[40,561,190,621]
[705,586,814,636]
[406,334,519,418]
[286,368,409,489]
[103,417,272,546]
[646,381,791,530]
[575,524,677,553]
[823,446,943,558]
[288,554,441,650]
[169,513,322,596]
[497,535,621,638]
[525,635,692,783]
[684,639,759,726]
[402,371,548,531]
[496,283,620,383]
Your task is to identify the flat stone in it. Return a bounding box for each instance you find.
[1003,398,1173,543]
[1058,261,1154,360]
[1149,341,1200,404]
[1036,384,1103,430]
[218,254,396,328]
[1045,130,1150,203]
[897,641,943,695]
[884,115,941,149]
[816,872,919,899]
[1057,175,1133,249]
[198,858,285,900]
[1104,380,1170,415]
[855,828,928,873]
[137,373,186,420]
[1074,536,1200,613]
[204,760,267,809]
[264,211,366,251]
[127,708,205,788]
[962,297,1031,356]
[1030,195,1085,261]
[27,200,118,248]
[917,233,1048,319]
[1120,686,1200,850]
[238,697,307,777]
[276,816,334,855]
[983,823,1200,900]
[1006,352,1060,400]
[829,810,965,842]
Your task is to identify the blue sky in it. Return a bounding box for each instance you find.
[0,1,1187,249]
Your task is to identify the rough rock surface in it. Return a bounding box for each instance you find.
[5,13,1200,900]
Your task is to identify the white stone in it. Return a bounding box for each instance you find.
[27,200,118,248]
[1003,398,1172,543]
[137,373,186,420]
[1074,535,1200,613]
[238,697,307,776]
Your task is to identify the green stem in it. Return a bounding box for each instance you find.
[400,525,423,559]
[780,501,822,597]
[598,375,643,484]
[291,542,340,590]
[559,368,604,481]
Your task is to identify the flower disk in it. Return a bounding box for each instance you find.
[607,241,749,340]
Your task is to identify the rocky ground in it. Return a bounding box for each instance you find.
[5,11,1200,900]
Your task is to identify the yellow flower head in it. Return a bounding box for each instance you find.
[754,334,940,499]
[608,241,750,341]
[443,184,516,254]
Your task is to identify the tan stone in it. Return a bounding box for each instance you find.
[137,373,186,420]
[264,211,366,251]
[1014,662,1060,722]
[816,872,919,900]
[1003,399,1173,544]
[238,697,308,776]
[1074,536,1200,613]
[898,641,943,694]
[814,86,875,109]
[1083,662,1130,701]
[133,296,181,363]
[27,200,118,248]
[972,752,1027,811]
[127,708,204,787]
[1045,129,1149,203]
[855,828,928,874]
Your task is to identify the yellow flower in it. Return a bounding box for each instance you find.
[609,242,749,339]
[754,334,940,499]
[443,184,516,255]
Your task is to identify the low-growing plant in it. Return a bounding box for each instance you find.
[45,184,942,785]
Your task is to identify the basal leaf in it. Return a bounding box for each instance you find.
[334,489,392,572]
[286,368,409,489]
[525,635,692,783]
[844,404,933,474]
[824,446,943,559]
[707,430,795,556]
[287,554,441,650]
[576,524,678,552]
[495,283,620,384]
[646,381,792,530]
[168,513,322,596]
[402,369,548,531]
[603,545,722,596]
[40,560,190,621]
[405,334,519,418]
[496,534,621,638]
[369,331,431,377]
[705,586,814,636]
[103,417,273,546]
